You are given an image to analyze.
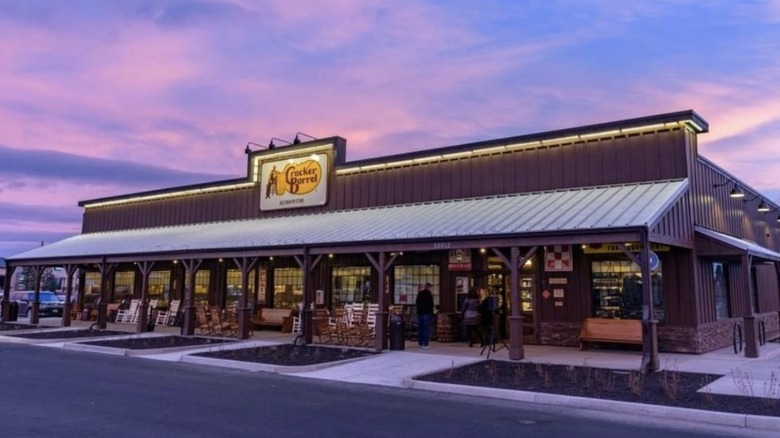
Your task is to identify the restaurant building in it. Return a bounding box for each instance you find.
[4,110,780,370]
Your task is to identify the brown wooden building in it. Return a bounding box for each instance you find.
[4,110,780,370]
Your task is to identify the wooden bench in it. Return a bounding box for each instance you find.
[578,317,642,350]
[252,308,293,330]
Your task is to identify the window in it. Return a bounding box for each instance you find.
[148,271,171,301]
[393,265,440,306]
[226,269,257,308]
[84,272,101,295]
[184,271,210,305]
[273,268,303,310]
[113,271,135,302]
[713,262,730,319]
[590,260,664,321]
[332,267,371,306]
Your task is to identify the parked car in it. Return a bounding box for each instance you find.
[10,291,64,318]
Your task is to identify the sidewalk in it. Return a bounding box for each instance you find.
[11,318,780,432]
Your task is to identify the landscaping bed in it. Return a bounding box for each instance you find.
[416,360,780,418]
[8,329,131,339]
[83,335,234,350]
[193,344,378,366]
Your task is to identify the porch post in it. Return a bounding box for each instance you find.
[232,256,258,339]
[96,259,116,329]
[1,263,15,321]
[639,230,660,373]
[366,252,398,351]
[491,246,535,361]
[62,264,79,327]
[30,265,45,324]
[508,247,524,360]
[301,248,313,344]
[776,262,780,337]
[135,261,155,333]
[181,259,202,336]
[742,254,759,358]
[376,252,388,351]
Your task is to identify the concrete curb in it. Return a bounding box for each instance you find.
[402,378,780,432]
[62,334,234,356]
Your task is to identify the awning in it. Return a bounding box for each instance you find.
[695,226,780,261]
[8,179,688,263]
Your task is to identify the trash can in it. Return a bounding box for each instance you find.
[389,313,405,350]
[9,302,19,321]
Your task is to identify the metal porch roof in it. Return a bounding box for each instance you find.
[9,179,688,262]
[695,226,780,261]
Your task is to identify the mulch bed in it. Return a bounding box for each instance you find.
[83,335,234,350]
[416,360,780,417]
[193,344,378,366]
[0,323,37,331]
[8,329,132,339]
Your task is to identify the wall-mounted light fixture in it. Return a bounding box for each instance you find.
[244,141,266,155]
[268,137,292,150]
[292,132,318,145]
[713,179,744,198]
[742,194,774,213]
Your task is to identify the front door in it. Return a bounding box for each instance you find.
[483,272,538,344]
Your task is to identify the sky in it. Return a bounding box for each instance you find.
[2,0,780,258]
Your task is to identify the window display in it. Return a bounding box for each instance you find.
[332,266,371,306]
[591,260,664,321]
[273,267,303,309]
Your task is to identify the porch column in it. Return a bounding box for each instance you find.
[30,265,45,325]
[742,254,759,358]
[62,264,79,327]
[96,260,116,329]
[366,252,398,351]
[491,246,536,361]
[135,261,155,333]
[232,257,258,339]
[776,262,780,336]
[639,231,659,372]
[508,247,522,360]
[294,250,323,344]
[1,263,16,321]
[181,259,202,336]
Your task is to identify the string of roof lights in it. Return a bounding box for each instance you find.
[336,119,704,176]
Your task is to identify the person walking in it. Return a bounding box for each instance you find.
[461,289,481,347]
[416,282,434,348]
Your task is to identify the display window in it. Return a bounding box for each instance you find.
[393,265,440,306]
[591,260,664,321]
[148,270,171,302]
[113,271,135,302]
[226,269,257,309]
[332,266,371,306]
[273,267,303,309]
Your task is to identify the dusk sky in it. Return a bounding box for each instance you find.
[2,0,780,258]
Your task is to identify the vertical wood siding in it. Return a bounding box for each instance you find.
[83,128,691,233]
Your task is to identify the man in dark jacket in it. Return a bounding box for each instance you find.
[416,282,435,348]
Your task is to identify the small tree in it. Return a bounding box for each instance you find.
[41,269,59,292]
[18,266,37,290]
[17,267,58,291]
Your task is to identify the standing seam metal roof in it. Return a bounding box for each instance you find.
[8,180,688,261]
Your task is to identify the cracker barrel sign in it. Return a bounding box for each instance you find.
[260,153,329,211]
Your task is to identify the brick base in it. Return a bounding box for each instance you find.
[536,313,779,354]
